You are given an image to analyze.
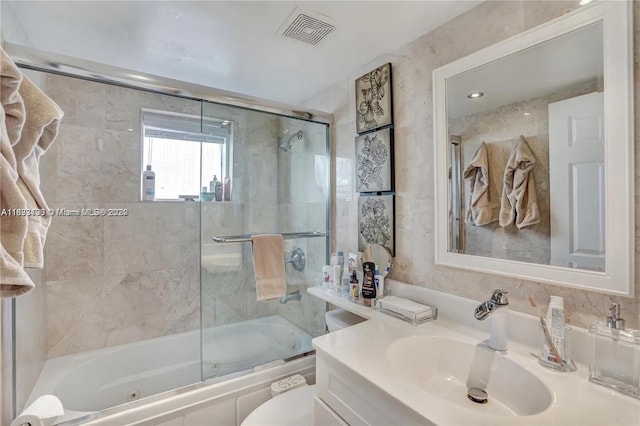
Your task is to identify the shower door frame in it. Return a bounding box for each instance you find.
[1,42,333,426]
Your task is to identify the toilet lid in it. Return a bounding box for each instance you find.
[242,385,316,426]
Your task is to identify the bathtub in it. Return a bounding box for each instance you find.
[26,315,315,425]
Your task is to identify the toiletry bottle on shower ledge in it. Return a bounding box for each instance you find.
[214,179,223,201]
[142,165,155,201]
[223,177,231,201]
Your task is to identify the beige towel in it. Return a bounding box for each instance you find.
[251,234,286,301]
[0,244,34,297]
[1,48,34,296]
[499,135,540,229]
[14,77,63,268]
[464,142,499,226]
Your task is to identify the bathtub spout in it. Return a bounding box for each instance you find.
[280,290,301,304]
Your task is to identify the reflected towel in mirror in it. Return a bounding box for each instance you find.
[463,142,499,226]
[499,135,540,229]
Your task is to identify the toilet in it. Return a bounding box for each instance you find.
[242,309,365,426]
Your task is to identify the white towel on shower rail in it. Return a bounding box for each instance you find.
[14,76,63,268]
[251,234,287,301]
[463,142,499,226]
[0,47,34,297]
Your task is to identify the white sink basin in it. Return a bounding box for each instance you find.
[386,336,553,417]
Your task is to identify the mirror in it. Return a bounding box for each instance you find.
[433,2,634,296]
[362,243,393,277]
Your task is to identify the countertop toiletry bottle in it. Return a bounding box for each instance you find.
[589,303,640,399]
[142,165,155,201]
[337,251,344,289]
[332,265,342,295]
[374,264,384,300]
[545,296,565,362]
[361,262,376,307]
[349,270,359,302]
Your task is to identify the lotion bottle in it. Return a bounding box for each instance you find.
[142,165,155,201]
[374,264,384,300]
[361,262,376,306]
[349,270,359,302]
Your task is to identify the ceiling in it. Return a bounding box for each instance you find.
[447,21,604,118]
[1,1,481,106]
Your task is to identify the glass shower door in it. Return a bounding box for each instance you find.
[200,102,329,380]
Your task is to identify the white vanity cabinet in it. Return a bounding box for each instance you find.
[314,350,430,426]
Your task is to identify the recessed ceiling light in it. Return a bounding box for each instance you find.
[523,112,531,116]
[467,92,484,99]
[127,128,133,132]
[579,0,593,5]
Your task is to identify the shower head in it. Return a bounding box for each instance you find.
[279,130,304,152]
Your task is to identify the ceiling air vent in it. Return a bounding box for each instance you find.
[280,11,335,45]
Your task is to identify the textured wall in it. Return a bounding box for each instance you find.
[40,74,202,357]
[300,0,640,329]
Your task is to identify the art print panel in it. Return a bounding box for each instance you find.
[355,63,393,133]
[358,194,395,256]
[356,128,393,193]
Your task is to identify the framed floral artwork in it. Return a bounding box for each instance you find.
[355,128,393,193]
[355,63,393,134]
[358,194,395,256]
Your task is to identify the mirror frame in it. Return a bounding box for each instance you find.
[433,1,634,296]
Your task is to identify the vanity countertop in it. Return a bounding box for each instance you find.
[311,291,640,426]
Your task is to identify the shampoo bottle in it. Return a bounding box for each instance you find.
[142,165,155,201]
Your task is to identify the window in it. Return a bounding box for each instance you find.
[142,110,231,200]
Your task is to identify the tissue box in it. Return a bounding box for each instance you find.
[377,296,436,324]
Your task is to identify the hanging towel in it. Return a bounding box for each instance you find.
[464,142,499,226]
[14,77,63,268]
[0,47,34,297]
[499,135,540,229]
[251,234,286,301]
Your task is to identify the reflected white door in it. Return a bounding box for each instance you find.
[549,91,605,271]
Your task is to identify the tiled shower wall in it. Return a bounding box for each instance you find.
[41,75,202,357]
[33,72,327,359]
[300,0,640,329]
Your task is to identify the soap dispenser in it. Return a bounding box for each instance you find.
[589,303,640,399]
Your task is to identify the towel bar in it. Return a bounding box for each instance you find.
[212,231,326,243]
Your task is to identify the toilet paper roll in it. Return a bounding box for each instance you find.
[10,394,64,426]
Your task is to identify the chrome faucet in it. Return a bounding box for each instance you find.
[474,289,509,351]
[280,290,302,304]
